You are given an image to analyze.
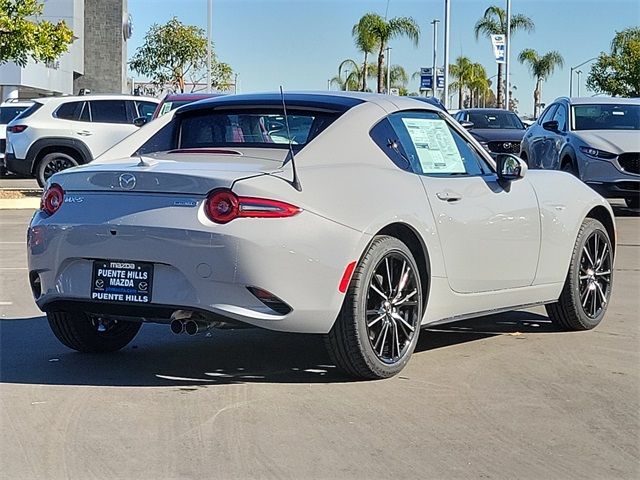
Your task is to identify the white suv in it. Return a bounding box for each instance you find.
[5,94,158,186]
[1,98,34,175]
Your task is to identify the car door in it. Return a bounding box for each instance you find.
[546,103,569,169]
[79,100,139,158]
[388,110,541,293]
[528,104,557,168]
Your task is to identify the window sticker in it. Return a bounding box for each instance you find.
[160,102,173,116]
[401,118,465,174]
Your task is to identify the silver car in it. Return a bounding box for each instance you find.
[28,92,616,379]
[520,97,640,209]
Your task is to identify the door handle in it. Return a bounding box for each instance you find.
[436,191,462,202]
[77,130,93,136]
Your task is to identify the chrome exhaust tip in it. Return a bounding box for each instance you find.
[184,320,199,336]
[170,319,185,334]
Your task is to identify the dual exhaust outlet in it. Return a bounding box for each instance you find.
[170,310,212,336]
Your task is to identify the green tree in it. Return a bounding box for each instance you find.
[587,27,640,97]
[330,59,362,91]
[518,48,564,118]
[352,14,379,92]
[355,13,419,93]
[129,17,232,93]
[474,6,534,108]
[0,0,74,67]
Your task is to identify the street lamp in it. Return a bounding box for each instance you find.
[576,70,582,97]
[431,19,440,97]
[207,0,212,93]
[443,0,450,108]
[386,47,392,94]
[234,73,238,94]
[504,0,512,110]
[569,57,597,97]
[344,69,350,92]
[327,79,331,91]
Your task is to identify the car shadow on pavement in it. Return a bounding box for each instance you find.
[0,310,555,387]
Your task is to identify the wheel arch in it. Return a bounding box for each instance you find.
[374,222,431,312]
[559,145,578,173]
[27,137,92,175]
[586,205,616,256]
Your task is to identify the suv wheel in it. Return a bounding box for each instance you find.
[37,152,79,187]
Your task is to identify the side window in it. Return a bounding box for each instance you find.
[386,111,489,176]
[369,118,413,171]
[89,100,129,124]
[136,101,157,120]
[538,104,557,124]
[552,104,567,131]
[54,101,84,120]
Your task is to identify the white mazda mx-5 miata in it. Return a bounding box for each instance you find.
[28,92,615,379]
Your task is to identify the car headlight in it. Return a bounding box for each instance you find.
[579,146,616,160]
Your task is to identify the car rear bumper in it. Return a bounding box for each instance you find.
[5,152,33,176]
[27,198,367,334]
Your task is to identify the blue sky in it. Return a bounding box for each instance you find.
[128,0,640,116]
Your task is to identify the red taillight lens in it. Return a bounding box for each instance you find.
[7,125,28,133]
[204,189,301,224]
[40,184,64,215]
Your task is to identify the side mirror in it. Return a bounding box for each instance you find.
[460,121,474,129]
[542,120,559,132]
[133,116,148,127]
[496,154,527,182]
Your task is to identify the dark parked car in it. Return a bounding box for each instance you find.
[520,97,639,208]
[453,108,527,156]
[409,96,448,113]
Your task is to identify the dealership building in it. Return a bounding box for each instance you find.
[0,0,132,101]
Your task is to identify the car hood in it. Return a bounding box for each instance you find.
[573,130,639,154]
[470,129,526,142]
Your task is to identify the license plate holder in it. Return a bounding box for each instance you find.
[91,260,153,304]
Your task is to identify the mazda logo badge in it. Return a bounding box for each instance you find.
[118,173,137,190]
[503,142,512,150]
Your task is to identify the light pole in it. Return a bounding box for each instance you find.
[327,79,331,91]
[207,0,212,93]
[504,0,511,110]
[569,57,597,97]
[234,73,238,94]
[344,69,350,91]
[431,19,440,97]
[443,0,450,108]
[386,47,392,94]
[576,70,582,97]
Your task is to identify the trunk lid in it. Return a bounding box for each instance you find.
[56,150,287,194]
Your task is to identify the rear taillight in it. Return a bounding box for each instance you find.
[7,125,28,133]
[204,189,301,224]
[40,184,64,215]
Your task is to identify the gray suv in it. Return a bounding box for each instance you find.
[520,97,639,208]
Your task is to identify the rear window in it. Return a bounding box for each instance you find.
[13,102,42,121]
[90,100,129,124]
[178,109,339,149]
[0,106,30,124]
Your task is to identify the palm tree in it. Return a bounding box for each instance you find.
[518,49,564,118]
[449,56,474,108]
[474,6,534,108]
[468,63,490,107]
[356,13,420,93]
[352,14,379,92]
[330,59,361,91]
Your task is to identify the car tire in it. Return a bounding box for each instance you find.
[36,152,79,187]
[625,196,639,209]
[546,218,613,331]
[47,311,142,353]
[325,235,423,379]
[562,161,577,176]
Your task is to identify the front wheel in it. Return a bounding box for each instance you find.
[36,152,79,187]
[325,236,423,379]
[47,311,141,352]
[546,218,613,330]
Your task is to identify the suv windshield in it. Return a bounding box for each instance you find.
[572,104,640,130]
[467,111,524,129]
[0,106,29,124]
[178,110,338,149]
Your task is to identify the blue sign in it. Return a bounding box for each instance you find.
[420,67,433,90]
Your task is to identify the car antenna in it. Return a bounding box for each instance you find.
[279,86,302,191]
[137,153,149,167]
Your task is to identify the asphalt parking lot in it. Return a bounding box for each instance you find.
[1,203,639,480]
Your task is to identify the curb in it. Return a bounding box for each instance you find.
[0,198,40,210]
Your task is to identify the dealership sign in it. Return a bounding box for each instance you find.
[491,34,506,63]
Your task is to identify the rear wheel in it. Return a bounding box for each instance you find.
[325,236,423,379]
[546,218,613,331]
[47,311,141,352]
[625,196,639,209]
[36,152,79,187]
